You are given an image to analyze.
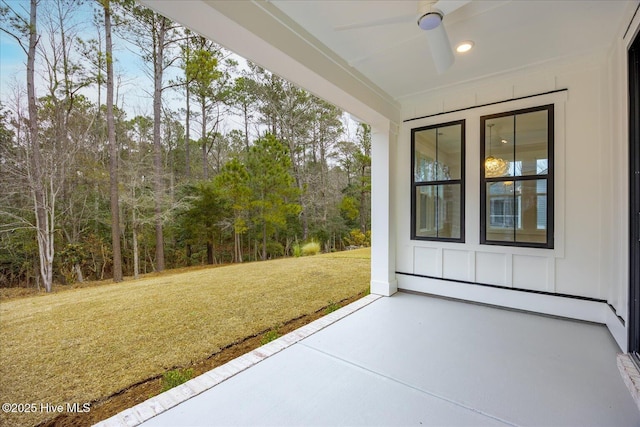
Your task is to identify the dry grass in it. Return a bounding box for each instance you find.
[0,248,370,427]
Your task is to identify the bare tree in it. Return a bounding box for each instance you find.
[101,0,123,281]
[39,0,97,286]
[120,1,181,271]
[122,115,155,277]
[0,0,57,292]
[25,1,49,289]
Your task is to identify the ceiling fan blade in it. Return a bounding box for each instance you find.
[334,13,414,31]
[433,0,471,16]
[426,23,454,74]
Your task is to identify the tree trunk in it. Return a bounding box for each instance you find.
[234,227,243,263]
[185,82,191,179]
[74,264,84,283]
[207,241,214,265]
[153,17,166,272]
[26,0,53,293]
[201,94,207,180]
[104,0,123,282]
[262,221,267,261]
[285,125,307,240]
[243,103,249,152]
[133,208,139,279]
[320,140,328,223]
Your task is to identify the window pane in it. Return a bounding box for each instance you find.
[481,105,553,248]
[415,184,461,239]
[486,181,515,242]
[437,124,462,180]
[414,123,462,182]
[439,184,461,239]
[515,110,548,176]
[484,116,513,178]
[515,180,547,244]
[414,128,437,182]
[416,186,438,238]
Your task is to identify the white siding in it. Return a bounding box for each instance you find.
[397,26,636,349]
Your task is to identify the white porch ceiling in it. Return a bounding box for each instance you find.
[271,0,633,100]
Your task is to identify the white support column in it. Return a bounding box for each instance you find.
[370,122,398,296]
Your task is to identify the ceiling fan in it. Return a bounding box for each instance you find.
[335,0,470,74]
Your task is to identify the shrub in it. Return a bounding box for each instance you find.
[301,241,321,256]
[292,244,303,257]
[161,368,194,392]
[58,243,88,284]
[266,241,284,258]
[344,229,366,247]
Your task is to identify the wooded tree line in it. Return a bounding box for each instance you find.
[0,0,371,291]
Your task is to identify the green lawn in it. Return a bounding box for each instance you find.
[0,248,370,427]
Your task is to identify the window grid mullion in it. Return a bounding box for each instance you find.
[480,104,553,248]
[411,119,464,242]
[435,130,439,237]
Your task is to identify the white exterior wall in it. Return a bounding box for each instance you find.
[396,20,637,349]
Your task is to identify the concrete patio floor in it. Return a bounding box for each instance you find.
[98,292,640,426]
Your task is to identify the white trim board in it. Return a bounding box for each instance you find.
[608,306,628,353]
[397,273,626,349]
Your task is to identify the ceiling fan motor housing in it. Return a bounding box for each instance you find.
[417,0,443,31]
[418,10,443,30]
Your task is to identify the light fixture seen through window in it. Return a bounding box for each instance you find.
[485,124,508,178]
[456,41,474,53]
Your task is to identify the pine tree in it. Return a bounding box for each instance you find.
[247,134,301,260]
[215,158,251,262]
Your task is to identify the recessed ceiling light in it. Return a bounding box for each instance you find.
[456,41,474,53]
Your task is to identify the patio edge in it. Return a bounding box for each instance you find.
[617,353,640,414]
[93,293,383,427]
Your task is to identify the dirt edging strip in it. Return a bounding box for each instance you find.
[94,293,382,427]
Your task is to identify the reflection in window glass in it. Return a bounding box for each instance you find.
[515,180,547,244]
[485,181,547,243]
[415,185,461,239]
[481,105,553,248]
[412,120,465,242]
[414,123,462,182]
[486,182,515,242]
[484,110,549,179]
[484,116,513,178]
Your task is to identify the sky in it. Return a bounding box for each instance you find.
[0,0,360,143]
[0,0,184,119]
[0,13,29,104]
[0,0,274,139]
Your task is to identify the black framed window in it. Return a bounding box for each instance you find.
[411,120,465,242]
[480,105,554,248]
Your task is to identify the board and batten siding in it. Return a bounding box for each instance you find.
[396,36,633,350]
